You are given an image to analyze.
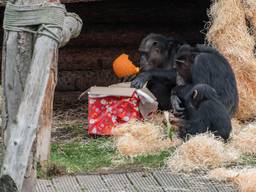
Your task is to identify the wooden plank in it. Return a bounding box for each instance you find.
[59,47,139,71]
[102,173,136,192]
[54,91,83,106]
[127,172,164,192]
[36,62,57,169]
[56,70,119,91]
[76,175,109,192]
[64,27,204,48]
[36,180,55,192]
[183,175,236,192]
[53,176,82,192]
[65,0,207,26]
[153,171,190,191]
[154,171,236,192]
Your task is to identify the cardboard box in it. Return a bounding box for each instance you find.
[85,82,158,135]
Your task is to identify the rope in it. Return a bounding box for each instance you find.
[3,2,66,44]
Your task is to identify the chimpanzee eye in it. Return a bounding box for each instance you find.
[152,41,158,46]
[141,51,149,58]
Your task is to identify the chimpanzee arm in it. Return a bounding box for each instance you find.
[131,69,177,89]
[170,84,194,116]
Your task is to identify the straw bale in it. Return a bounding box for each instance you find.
[242,0,256,25]
[146,111,166,126]
[112,120,181,156]
[231,118,243,136]
[209,168,256,192]
[206,0,256,120]
[230,122,256,155]
[167,134,240,172]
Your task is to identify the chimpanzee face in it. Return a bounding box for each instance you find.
[138,34,169,71]
[191,89,204,108]
[176,56,192,83]
[175,45,196,83]
[184,88,204,110]
[185,84,218,109]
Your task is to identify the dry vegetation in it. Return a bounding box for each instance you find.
[110,116,256,192]
[112,119,181,157]
[167,134,239,172]
[209,168,256,192]
[206,0,256,120]
[201,1,256,189]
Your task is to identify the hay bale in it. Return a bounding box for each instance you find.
[206,0,256,120]
[209,168,256,192]
[230,122,256,155]
[146,111,166,126]
[112,120,181,156]
[242,0,256,38]
[167,134,240,172]
[231,118,243,136]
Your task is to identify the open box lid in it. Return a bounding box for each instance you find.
[88,86,136,97]
[87,82,156,100]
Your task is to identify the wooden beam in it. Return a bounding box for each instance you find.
[36,12,82,169]
[56,70,119,91]
[0,2,82,192]
[1,24,60,192]
[35,53,58,171]
[0,0,102,6]
[59,47,139,71]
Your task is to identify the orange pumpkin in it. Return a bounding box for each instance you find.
[113,54,140,78]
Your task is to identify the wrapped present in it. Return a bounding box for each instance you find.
[85,83,158,136]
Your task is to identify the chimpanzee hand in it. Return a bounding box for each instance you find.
[170,95,185,117]
[131,72,151,89]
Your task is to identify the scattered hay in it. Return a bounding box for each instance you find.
[209,168,256,192]
[242,0,256,36]
[146,111,166,126]
[231,122,256,155]
[112,120,181,156]
[231,118,243,136]
[167,134,240,172]
[206,0,256,120]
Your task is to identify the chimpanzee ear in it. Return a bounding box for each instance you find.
[192,89,198,100]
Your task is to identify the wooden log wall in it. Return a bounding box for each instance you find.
[0,0,211,106]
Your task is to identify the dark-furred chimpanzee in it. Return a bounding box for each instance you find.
[131,33,184,110]
[171,44,239,117]
[174,84,232,141]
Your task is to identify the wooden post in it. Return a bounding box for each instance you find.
[1,2,37,192]
[36,12,82,169]
[0,1,82,191]
[35,56,58,170]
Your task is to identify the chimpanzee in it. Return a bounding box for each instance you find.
[131,33,184,110]
[171,44,239,117]
[173,84,232,141]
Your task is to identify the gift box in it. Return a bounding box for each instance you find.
[85,83,158,136]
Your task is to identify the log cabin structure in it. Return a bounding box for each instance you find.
[0,0,211,105]
[0,0,211,191]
